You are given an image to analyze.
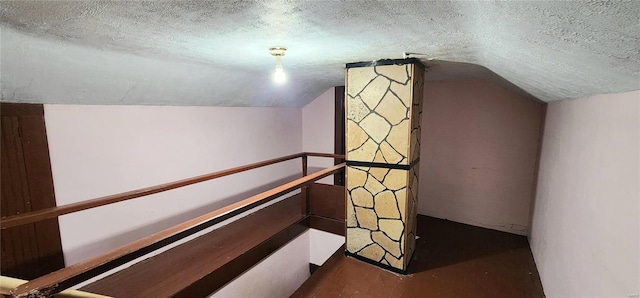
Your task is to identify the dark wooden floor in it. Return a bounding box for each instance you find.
[292,215,544,298]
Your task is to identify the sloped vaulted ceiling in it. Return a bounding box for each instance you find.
[1,1,638,107]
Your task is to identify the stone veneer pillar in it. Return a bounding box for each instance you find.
[344,58,424,273]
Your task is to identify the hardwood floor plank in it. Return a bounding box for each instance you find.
[291,215,545,298]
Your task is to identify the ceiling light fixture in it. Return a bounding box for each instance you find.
[269,47,287,84]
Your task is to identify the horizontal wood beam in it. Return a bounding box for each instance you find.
[0,103,44,116]
[11,163,345,297]
[1,153,311,229]
[304,152,345,159]
[310,216,345,236]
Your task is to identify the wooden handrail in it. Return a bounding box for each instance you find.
[11,163,345,297]
[1,153,341,229]
[304,152,345,159]
[0,276,110,298]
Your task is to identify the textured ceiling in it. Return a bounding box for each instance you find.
[1,1,638,107]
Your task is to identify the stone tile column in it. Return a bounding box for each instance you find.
[344,58,424,273]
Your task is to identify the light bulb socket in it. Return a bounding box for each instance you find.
[269,47,287,84]
[269,47,287,57]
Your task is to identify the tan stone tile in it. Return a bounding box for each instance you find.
[355,207,378,230]
[395,188,407,221]
[347,67,377,97]
[390,81,412,107]
[380,141,403,164]
[358,243,385,262]
[387,120,409,156]
[376,64,409,84]
[347,166,367,188]
[412,108,421,129]
[404,234,414,268]
[373,149,386,163]
[348,138,377,162]
[413,141,420,162]
[360,76,390,110]
[379,219,404,241]
[347,227,373,253]
[410,172,419,195]
[347,95,370,123]
[409,129,417,161]
[385,253,404,270]
[372,231,401,258]
[347,120,368,152]
[382,169,408,191]
[374,190,400,219]
[346,195,358,228]
[355,166,370,171]
[364,174,386,195]
[375,92,408,125]
[368,166,389,182]
[359,113,391,144]
[351,187,373,208]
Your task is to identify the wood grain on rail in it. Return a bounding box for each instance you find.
[11,163,345,297]
[1,153,310,229]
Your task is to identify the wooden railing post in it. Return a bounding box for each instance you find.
[301,155,309,215]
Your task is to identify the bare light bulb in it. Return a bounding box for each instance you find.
[269,47,287,85]
[273,64,286,84]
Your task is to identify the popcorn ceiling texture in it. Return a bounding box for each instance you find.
[1,1,638,106]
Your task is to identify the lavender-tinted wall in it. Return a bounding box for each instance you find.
[45,105,302,265]
[302,87,335,184]
[530,91,639,297]
[419,79,544,235]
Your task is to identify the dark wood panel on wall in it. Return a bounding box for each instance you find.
[1,103,65,279]
[309,216,345,236]
[334,86,345,186]
[308,183,345,221]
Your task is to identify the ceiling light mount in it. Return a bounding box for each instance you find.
[269,47,288,84]
[269,47,287,57]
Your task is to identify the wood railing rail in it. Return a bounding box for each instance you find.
[0,152,344,229]
[4,153,344,297]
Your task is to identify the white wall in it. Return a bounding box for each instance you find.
[211,228,343,297]
[302,87,335,184]
[309,229,344,266]
[211,231,311,298]
[530,91,639,297]
[419,79,544,235]
[44,104,302,265]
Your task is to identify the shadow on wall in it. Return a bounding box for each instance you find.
[417,66,546,236]
[64,174,303,263]
[423,60,543,104]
